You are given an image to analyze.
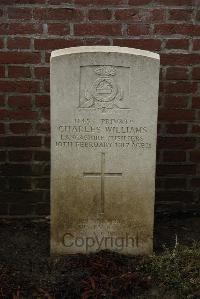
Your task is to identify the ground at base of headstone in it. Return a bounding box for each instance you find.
[0,216,199,299]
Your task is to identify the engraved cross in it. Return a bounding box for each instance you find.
[83,152,122,220]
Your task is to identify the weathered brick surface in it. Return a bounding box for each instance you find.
[0,0,199,216]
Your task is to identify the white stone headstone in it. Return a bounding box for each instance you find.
[50,46,160,255]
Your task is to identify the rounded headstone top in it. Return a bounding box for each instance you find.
[51,46,160,61]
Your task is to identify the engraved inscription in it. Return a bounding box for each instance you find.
[83,152,122,220]
[79,65,130,113]
[55,118,152,151]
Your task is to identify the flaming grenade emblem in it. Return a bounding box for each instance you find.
[80,66,124,113]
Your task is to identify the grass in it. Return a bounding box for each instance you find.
[140,242,200,298]
[0,242,200,298]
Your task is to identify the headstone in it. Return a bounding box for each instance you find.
[50,46,160,255]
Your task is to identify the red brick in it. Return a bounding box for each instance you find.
[0,95,5,106]
[8,95,32,108]
[190,178,200,188]
[44,136,50,148]
[0,52,40,64]
[36,122,50,133]
[34,67,49,78]
[8,66,31,78]
[0,66,5,77]
[9,202,36,215]
[158,137,196,149]
[159,109,194,122]
[192,97,200,108]
[192,68,200,80]
[1,191,41,203]
[8,23,42,35]
[140,9,165,22]
[8,177,32,190]
[44,80,50,92]
[166,124,188,134]
[35,202,50,215]
[0,123,5,134]
[164,82,197,93]
[47,0,73,3]
[197,10,200,21]
[157,124,162,135]
[114,9,139,21]
[113,39,161,51]
[193,40,200,50]
[2,0,45,3]
[168,9,192,21]
[75,0,126,4]
[0,38,4,49]
[154,24,200,36]
[159,70,163,81]
[9,123,32,134]
[192,124,200,133]
[128,0,153,4]
[0,151,6,161]
[83,38,111,46]
[34,150,50,161]
[89,9,112,20]
[8,8,32,20]
[0,109,8,120]
[45,52,51,63]
[9,111,38,120]
[165,178,186,189]
[0,164,31,177]
[0,81,39,93]
[157,165,195,176]
[41,109,50,120]
[35,95,50,107]
[166,39,189,50]
[34,38,83,50]
[156,0,193,6]
[159,82,164,93]
[0,135,41,148]
[156,191,194,202]
[47,24,70,35]
[74,24,122,36]
[161,54,200,66]
[166,67,189,80]
[8,150,32,161]
[33,178,50,189]
[33,8,84,21]
[164,96,188,108]
[127,24,150,35]
[7,38,31,50]
[155,177,163,188]
[163,151,186,162]
[2,136,41,147]
[190,151,200,163]
[0,193,11,206]
[0,24,8,35]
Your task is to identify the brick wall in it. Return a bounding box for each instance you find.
[0,0,200,216]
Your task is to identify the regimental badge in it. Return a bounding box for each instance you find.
[80,65,125,113]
